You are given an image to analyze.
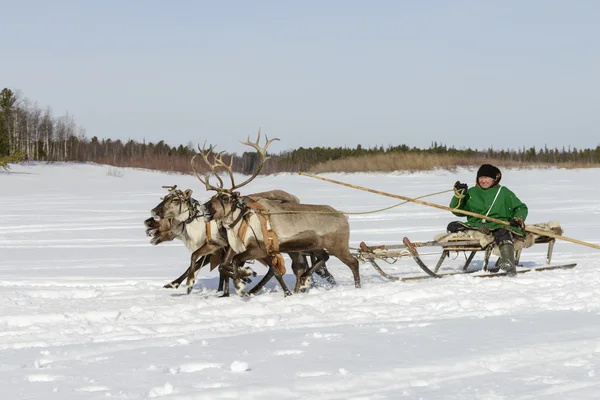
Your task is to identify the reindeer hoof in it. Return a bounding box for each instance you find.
[163,282,179,289]
[218,293,230,298]
[240,266,257,277]
[284,291,293,297]
[233,280,247,296]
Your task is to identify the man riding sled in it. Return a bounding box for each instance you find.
[448,164,528,276]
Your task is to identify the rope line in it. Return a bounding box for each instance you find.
[257,189,453,216]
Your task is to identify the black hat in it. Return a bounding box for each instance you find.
[476,164,502,186]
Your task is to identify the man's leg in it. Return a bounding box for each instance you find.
[446,221,470,233]
[490,228,516,276]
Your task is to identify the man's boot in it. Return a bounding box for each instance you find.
[495,240,517,276]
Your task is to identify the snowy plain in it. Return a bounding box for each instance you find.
[2,162,600,400]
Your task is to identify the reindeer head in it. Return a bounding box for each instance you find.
[144,217,180,245]
[150,185,197,223]
[193,129,279,224]
[200,191,240,224]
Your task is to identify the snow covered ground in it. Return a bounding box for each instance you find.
[2,163,600,399]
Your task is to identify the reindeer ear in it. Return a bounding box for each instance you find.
[184,189,193,198]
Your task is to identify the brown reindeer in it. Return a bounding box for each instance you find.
[193,131,360,296]
[149,186,336,295]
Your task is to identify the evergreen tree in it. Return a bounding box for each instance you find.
[0,88,16,156]
[0,111,7,156]
[0,152,23,170]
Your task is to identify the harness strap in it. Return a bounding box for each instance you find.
[205,221,213,243]
[245,201,280,255]
[231,196,286,275]
[269,253,286,275]
[238,216,250,244]
[227,208,248,230]
[184,198,201,224]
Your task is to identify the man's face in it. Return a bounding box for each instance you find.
[478,176,495,189]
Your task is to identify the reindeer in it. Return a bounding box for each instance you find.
[144,214,255,291]
[193,131,361,296]
[148,186,336,295]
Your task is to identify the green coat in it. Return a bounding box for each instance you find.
[449,185,528,235]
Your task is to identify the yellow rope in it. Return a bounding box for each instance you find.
[453,187,467,209]
[259,189,453,216]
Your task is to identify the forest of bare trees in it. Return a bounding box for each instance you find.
[2,87,600,173]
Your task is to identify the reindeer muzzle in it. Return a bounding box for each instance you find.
[150,210,162,221]
[150,235,162,245]
[200,202,213,222]
[145,227,159,237]
[144,217,158,228]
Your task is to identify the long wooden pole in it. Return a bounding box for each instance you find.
[298,171,600,251]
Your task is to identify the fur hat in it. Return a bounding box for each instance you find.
[476,164,502,186]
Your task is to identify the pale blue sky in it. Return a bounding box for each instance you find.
[4,0,599,154]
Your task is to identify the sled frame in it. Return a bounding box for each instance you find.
[355,234,560,281]
[433,235,556,273]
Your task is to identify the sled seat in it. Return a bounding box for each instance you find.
[431,221,563,273]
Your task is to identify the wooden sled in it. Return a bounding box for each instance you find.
[354,221,577,281]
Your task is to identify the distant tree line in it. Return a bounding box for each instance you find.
[274,142,600,172]
[2,87,600,173]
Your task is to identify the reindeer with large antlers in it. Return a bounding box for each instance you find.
[149,184,337,295]
[195,131,361,296]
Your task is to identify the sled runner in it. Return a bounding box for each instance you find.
[354,221,577,281]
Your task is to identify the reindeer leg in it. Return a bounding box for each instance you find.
[299,259,326,288]
[247,269,274,295]
[334,251,361,289]
[272,267,292,297]
[222,278,230,297]
[218,265,230,297]
[313,265,337,286]
[217,269,225,292]
[288,253,308,294]
[310,251,336,286]
[261,257,292,297]
[185,244,221,294]
[243,258,275,295]
[231,260,249,296]
[185,253,202,294]
[164,255,211,289]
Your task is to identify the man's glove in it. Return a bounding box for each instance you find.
[509,217,525,230]
[453,181,468,197]
[454,181,468,191]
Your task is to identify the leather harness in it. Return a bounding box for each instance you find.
[234,196,285,274]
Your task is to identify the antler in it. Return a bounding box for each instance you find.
[212,151,236,190]
[231,128,280,191]
[190,142,225,192]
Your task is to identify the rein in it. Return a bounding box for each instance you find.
[252,189,453,216]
